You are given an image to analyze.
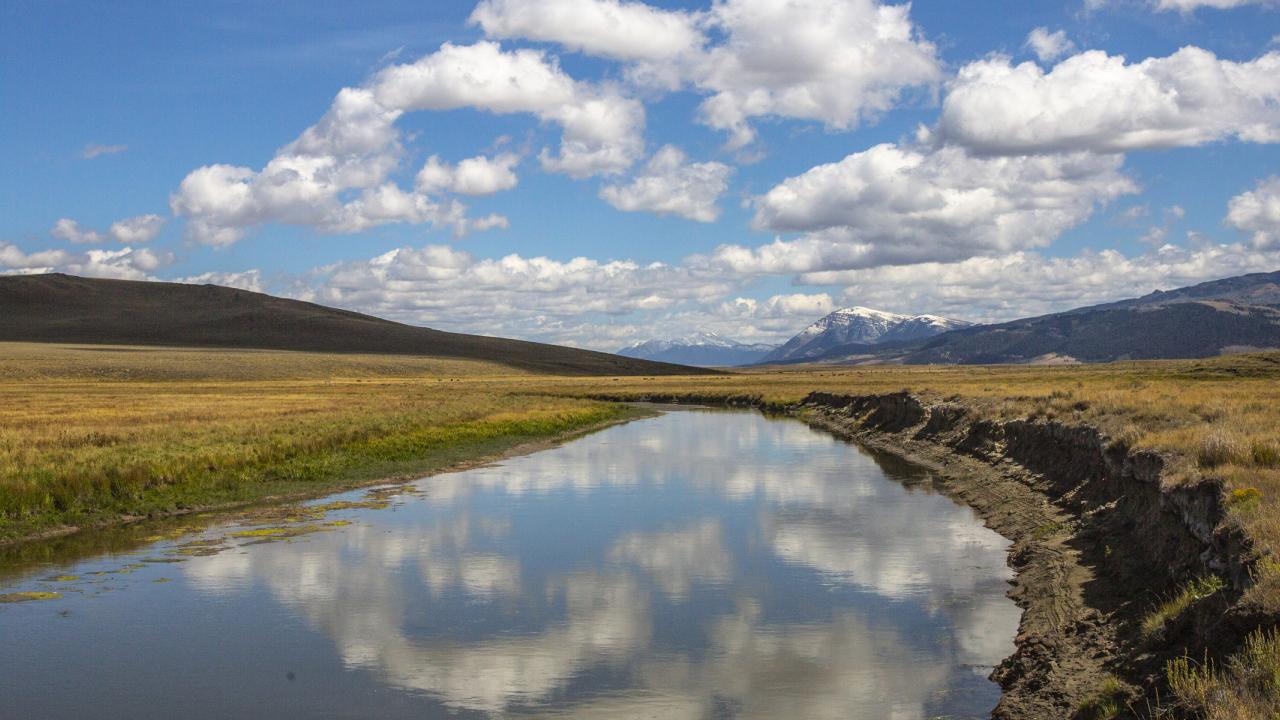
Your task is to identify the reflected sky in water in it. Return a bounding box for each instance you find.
[0,410,1019,719]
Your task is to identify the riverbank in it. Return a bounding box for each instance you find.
[0,343,644,546]
[574,381,1278,719]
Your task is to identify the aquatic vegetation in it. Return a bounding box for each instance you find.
[44,574,79,582]
[0,590,61,603]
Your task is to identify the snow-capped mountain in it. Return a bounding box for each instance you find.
[617,332,778,367]
[762,307,971,363]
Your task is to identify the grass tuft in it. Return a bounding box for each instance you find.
[1141,575,1227,639]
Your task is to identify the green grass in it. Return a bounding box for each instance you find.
[1142,575,1228,639]
[1077,676,1130,720]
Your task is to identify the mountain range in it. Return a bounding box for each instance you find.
[0,274,713,376]
[800,271,1280,365]
[760,307,971,363]
[616,332,777,367]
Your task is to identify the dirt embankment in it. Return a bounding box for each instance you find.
[597,391,1267,718]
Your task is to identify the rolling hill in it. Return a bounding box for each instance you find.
[0,274,714,376]
[797,271,1280,365]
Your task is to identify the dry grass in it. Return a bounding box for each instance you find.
[0,343,626,542]
[1168,628,1280,719]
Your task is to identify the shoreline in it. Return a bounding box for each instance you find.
[0,408,652,560]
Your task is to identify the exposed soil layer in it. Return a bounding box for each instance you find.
[594,392,1267,718]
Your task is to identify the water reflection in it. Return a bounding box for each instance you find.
[0,410,1019,719]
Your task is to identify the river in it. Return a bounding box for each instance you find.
[0,408,1020,719]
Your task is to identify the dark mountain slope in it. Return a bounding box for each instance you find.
[796,271,1280,365]
[0,274,714,376]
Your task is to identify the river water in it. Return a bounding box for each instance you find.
[0,409,1020,719]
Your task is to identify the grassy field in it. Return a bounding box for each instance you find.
[0,343,634,544]
[3,342,1279,717]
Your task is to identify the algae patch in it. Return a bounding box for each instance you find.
[0,591,62,603]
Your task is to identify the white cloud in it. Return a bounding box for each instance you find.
[108,214,167,244]
[742,143,1136,269]
[1024,27,1075,62]
[171,270,266,293]
[599,145,732,222]
[472,0,940,149]
[796,243,1280,322]
[81,143,127,160]
[939,47,1280,155]
[50,218,105,244]
[371,41,644,178]
[51,215,167,245]
[1226,176,1280,249]
[470,0,704,62]
[1086,0,1277,11]
[415,153,520,196]
[1,243,171,281]
[171,42,643,246]
[0,243,72,271]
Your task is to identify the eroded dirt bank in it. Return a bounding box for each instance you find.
[595,392,1267,718]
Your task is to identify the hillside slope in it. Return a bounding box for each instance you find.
[0,274,713,376]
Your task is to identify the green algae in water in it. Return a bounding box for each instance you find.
[0,591,61,603]
[43,575,80,582]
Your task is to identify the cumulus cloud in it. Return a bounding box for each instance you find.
[50,218,105,244]
[1024,27,1075,62]
[170,42,643,246]
[107,214,167,244]
[171,269,266,293]
[0,243,170,280]
[472,0,941,149]
[939,47,1280,155]
[1226,176,1280,249]
[797,243,1280,321]
[470,0,704,61]
[415,153,520,196]
[743,143,1136,269]
[599,145,732,222]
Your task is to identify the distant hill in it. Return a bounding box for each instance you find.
[761,307,971,363]
[0,274,715,376]
[617,332,777,367]
[801,271,1280,365]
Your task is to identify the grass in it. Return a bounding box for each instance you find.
[1168,628,1280,719]
[1141,575,1227,639]
[1078,676,1131,720]
[0,343,633,543]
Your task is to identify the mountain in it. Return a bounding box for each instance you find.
[761,307,971,363]
[803,271,1280,365]
[617,332,778,367]
[0,273,716,376]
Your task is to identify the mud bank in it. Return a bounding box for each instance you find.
[599,392,1266,718]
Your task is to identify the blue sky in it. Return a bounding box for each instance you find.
[3,0,1279,349]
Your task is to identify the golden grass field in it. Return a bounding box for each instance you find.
[3,341,1279,717]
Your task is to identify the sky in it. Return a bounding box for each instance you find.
[2,0,1280,351]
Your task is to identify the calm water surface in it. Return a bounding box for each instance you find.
[0,410,1020,719]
